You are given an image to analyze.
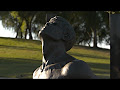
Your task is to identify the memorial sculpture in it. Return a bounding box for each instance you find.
[33,16,98,79]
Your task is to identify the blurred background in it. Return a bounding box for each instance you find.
[0,11,110,79]
[0,11,110,49]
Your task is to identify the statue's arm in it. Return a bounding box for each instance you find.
[61,60,98,79]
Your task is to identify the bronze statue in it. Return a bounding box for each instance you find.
[33,16,98,79]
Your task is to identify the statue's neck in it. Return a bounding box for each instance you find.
[43,52,67,64]
[41,39,75,71]
[42,40,66,64]
[41,52,75,71]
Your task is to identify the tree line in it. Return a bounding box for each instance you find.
[0,11,110,48]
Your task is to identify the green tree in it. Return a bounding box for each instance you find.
[55,11,109,48]
[0,11,43,39]
[10,11,24,38]
[0,11,110,48]
[0,11,24,38]
[39,11,110,48]
[79,11,109,48]
[17,11,38,39]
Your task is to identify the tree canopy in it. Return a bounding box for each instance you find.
[0,11,110,48]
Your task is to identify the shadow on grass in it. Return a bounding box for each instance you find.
[88,62,110,70]
[68,52,110,60]
[68,52,110,78]
[0,57,42,79]
[73,45,110,52]
[0,57,110,79]
[0,45,41,51]
[0,37,41,45]
[87,62,110,79]
[68,51,110,78]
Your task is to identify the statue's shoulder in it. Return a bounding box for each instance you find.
[61,59,95,79]
[63,59,88,68]
[33,65,42,79]
[62,59,89,73]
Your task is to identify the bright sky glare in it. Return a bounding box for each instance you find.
[0,20,110,49]
[0,21,16,38]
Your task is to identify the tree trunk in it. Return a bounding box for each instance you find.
[15,29,19,38]
[16,21,23,38]
[26,21,33,40]
[20,31,23,38]
[29,28,33,40]
[25,29,27,39]
[93,28,97,48]
[27,14,36,40]
[91,11,98,48]
[28,22,33,40]
[110,14,120,79]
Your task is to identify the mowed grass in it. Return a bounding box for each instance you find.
[0,37,110,79]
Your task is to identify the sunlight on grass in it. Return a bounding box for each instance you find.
[67,46,110,79]
[0,37,110,79]
[0,47,42,60]
[91,68,110,79]
[91,68,109,73]
[96,73,110,79]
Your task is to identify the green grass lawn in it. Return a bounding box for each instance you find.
[0,37,110,79]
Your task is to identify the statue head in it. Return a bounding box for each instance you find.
[38,16,76,51]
